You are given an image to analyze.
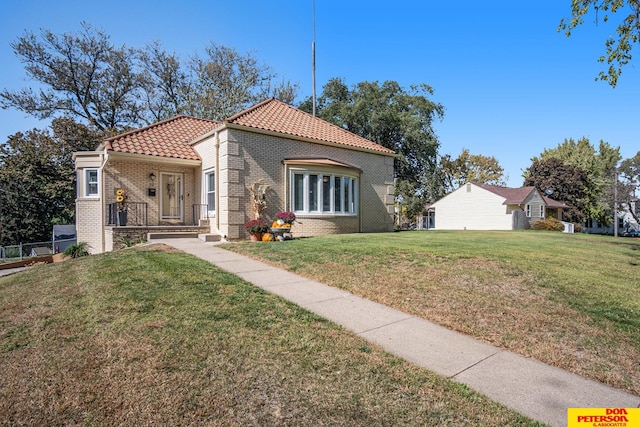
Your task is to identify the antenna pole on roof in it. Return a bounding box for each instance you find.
[312,0,317,117]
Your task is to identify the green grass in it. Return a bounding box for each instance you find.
[0,245,542,426]
[224,230,640,395]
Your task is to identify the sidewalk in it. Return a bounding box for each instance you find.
[154,238,640,427]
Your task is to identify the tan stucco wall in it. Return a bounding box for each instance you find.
[192,133,218,232]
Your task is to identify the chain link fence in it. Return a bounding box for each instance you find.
[0,238,76,263]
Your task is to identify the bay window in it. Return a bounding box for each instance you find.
[291,170,358,215]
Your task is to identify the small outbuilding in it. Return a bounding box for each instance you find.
[30,247,52,257]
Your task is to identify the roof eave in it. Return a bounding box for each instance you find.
[106,150,202,166]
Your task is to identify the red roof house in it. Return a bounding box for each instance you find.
[74,99,396,252]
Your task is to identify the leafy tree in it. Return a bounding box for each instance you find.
[0,118,100,245]
[440,148,507,192]
[1,23,299,133]
[299,78,445,218]
[0,23,143,133]
[186,43,297,120]
[524,158,589,224]
[302,78,443,184]
[138,40,191,123]
[618,150,640,224]
[530,137,620,224]
[559,1,640,87]
[394,180,427,227]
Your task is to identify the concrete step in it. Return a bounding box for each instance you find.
[147,232,201,240]
[198,234,222,242]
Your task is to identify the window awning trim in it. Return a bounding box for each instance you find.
[283,157,361,172]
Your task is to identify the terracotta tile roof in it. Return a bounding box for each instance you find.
[224,98,396,155]
[474,183,569,207]
[103,115,219,161]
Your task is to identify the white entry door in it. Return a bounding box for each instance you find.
[161,173,183,220]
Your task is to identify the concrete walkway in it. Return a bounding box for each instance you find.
[154,238,639,427]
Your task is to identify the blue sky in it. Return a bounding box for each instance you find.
[1,1,638,187]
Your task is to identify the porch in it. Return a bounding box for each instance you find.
[105,203,220,250]
[107,202,212,227]
[107,225,220,251]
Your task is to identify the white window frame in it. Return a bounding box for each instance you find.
[290,169,358,216]
[539,205,545,218]
[525,204,531,217]
[204,170,216,215]
[84,168,99,197]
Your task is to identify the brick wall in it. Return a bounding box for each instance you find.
[104,160,198,226]
[76,198,103,254]
[217,128,395,240]
[108,226,210,251]
[76,129,394,249]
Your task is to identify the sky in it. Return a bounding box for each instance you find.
[1,0,638,187]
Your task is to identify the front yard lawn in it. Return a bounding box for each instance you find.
[0,245,542,426]
[225,230,640,396]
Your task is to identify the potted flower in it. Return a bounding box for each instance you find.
[275,211,296,225]
[245,219,269,241]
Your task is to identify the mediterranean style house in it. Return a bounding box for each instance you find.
[73,98,396,253]
[419,182,569,231]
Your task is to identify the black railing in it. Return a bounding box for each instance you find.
[192,204,210,225]
[108,202,148,226]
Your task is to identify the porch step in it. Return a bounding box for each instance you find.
[147,232,201,240]
[198,234,222,242]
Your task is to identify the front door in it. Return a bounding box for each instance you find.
[161,173,183,221]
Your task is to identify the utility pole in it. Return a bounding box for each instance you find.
[614,171,618,237]
[311,0,317,117]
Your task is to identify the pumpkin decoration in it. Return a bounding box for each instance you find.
[271,219,291,228]
[262,232,274,242]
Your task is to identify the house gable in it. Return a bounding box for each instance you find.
[430,183,513,230]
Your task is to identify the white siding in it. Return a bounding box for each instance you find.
[431,183,512,230]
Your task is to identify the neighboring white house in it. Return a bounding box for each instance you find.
[583,200,639,235]
[421,182,568,230]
